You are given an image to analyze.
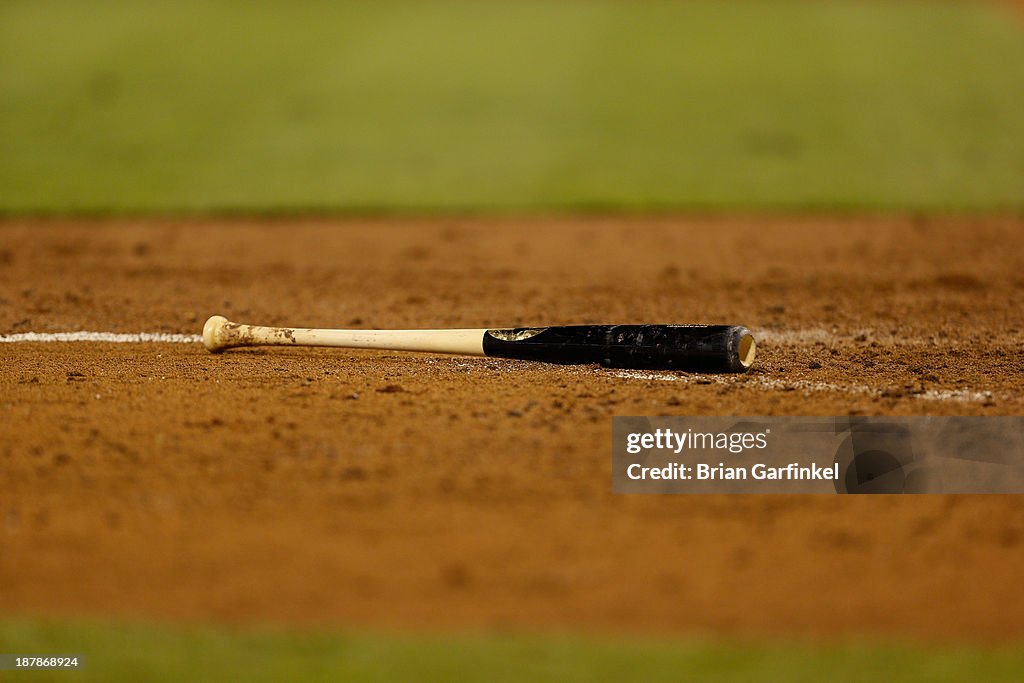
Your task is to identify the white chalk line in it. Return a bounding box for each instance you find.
[757,328,1024,346]
[0,331,202,343]
[609,370,996,404]
[757,329,836,344]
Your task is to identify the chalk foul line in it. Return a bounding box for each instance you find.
[0,331,202,343]
[608,370,996,405]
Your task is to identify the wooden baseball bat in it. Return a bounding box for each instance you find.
[202,315,755,372]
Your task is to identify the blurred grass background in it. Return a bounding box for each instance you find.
[2,619,1023,683]
[1,0,1023,213]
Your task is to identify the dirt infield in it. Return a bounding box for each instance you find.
[1,216,1023,641]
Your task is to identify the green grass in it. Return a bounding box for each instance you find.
[0,619,1022,682]
[1,0,1023,213]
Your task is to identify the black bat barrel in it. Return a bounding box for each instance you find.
[481,325,755,372]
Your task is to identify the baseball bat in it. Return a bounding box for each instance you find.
[202,315,755,372]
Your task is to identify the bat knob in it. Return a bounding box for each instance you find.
[203,315,232,353]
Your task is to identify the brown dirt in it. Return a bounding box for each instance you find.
[1,216,1023,642]
[1006,0,1024,19]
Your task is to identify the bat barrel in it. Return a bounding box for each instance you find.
[482,325,755,372]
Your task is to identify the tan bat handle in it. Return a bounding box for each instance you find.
[202,316,486,356]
